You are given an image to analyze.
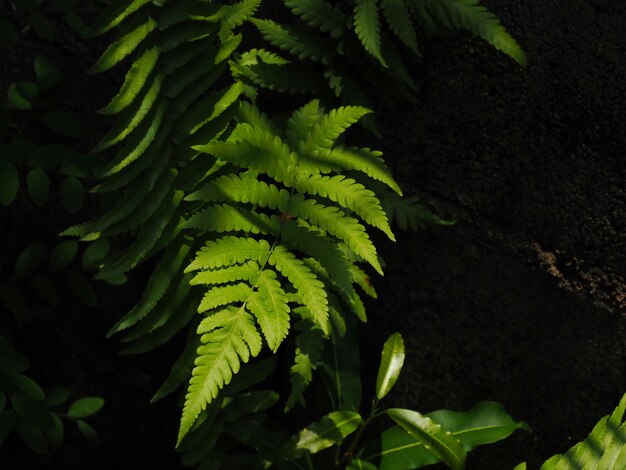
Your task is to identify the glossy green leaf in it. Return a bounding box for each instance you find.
[375,332,404,400]
[67,397,104,418]
[60,176,85,213]
[347,458,378,470]
[513,464,527,470]
[76,419,99,443]
[387,408,466,470]
[50,240,79,271]
[0,161,19,206]
[26,168,50,206]
[15,242,45,279]
[34,55,63,89]
[7,82,38,110]
[281,410,362,459]
[81,239,110,269]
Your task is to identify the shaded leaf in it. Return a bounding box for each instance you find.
[60,176,85,213]
[49,240,79,271]
[15,242,45,279]
[26,168,50,206]
[0,161,19,206]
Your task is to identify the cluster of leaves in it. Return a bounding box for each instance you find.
[514,393,626,470]
[76,0,525,467]
[0,335,104,454]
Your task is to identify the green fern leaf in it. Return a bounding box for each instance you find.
[185,237,271,272]
[412,0,527,66]
[186,173,291,212]
[93,73,164,153]
[286,100,321,150]
[179,305,262,444]
[247,270,290,352]
[380,0,419,54]
[87,0,152,37]
[251,18,336,64]
[289,195,383,274]
[269,245,330,335]
[89,17,157,74]
[295,174,394,240]
[181,203,281,236]
[108,239,191,336]
[313,146,402,195]
[198,283,252,313]
[220,0,261,37]
[236,101,276,135]
[280,221,355,301]
[305,105,372,150]
[190,261,260,286]
[284,0,346,38]
[98,46,160,115]
[285,320,324,410]
[354,0,387,66]
[94,190,183,279]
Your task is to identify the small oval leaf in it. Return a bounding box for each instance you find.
[7,81,38,110]
[375,332,405,400]
[76,419,99,443]
[26,168,50,206]
[81,239,110,269]
[67,397,104,418]
[60,176,85,213]
[0,161,19,206]
[49,240,79,271]
[15,242,45,279]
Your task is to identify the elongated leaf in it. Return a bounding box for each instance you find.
[375,332,405,400]
[88,0,152,36]
[67,397,105,418]
[281,410,362,459]
[387,408,466,470]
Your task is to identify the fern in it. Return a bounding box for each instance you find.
[177,101,398,442]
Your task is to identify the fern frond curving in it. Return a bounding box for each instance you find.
[284,0,347,38]
[354,0,386,67]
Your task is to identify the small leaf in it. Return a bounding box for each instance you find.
[387,408,466,470]
[60,176,85,213]
[26,168,50,206]
[0,161,19,206]
[513,464,527,470]
[34,55,63,89]
[76,420,99,443]
[44,110,84,139]
[81,239,110,269]
[49,240,79,271]
[45,414,64,451]
[281,410,362,459]
[65,272,96,307]
[43,387,70,407]
[15,242,45,279]
[375,332,405,400]
[67,397,104,418]
[7,82,39,110]
[3,373,45,400]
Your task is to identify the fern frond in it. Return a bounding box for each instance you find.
[198,283,252,313]
[247,270,290,352]
[89,17,157,74]
[285,319,324,410]
[354,0,386,66]
[185,237,271,272]
[236,101,276,135]
[295,174,394,240]
[179,305,262,444]
[180,203,281,236]
[286,99,321,150]
[312,146,402,195]
[87,0,152,37]
[289,195,382,274]
[190,261,260,287]
[98,46,160,115]
[220,0,262,33]
[284,0,346,38]
[251,18,336,64]
[380,0,419,54]
[305,105,372,150]
[268,245,330,334]
[411,0,527,66]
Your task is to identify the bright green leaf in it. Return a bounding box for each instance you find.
[375,332,404,400]
[67,397,104,418]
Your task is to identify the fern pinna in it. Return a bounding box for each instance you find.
[177,100,399,442]
[232,0,525,130]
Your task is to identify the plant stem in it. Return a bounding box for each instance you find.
[337,398,379,467]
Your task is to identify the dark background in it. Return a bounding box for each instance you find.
[1,0,625,468]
